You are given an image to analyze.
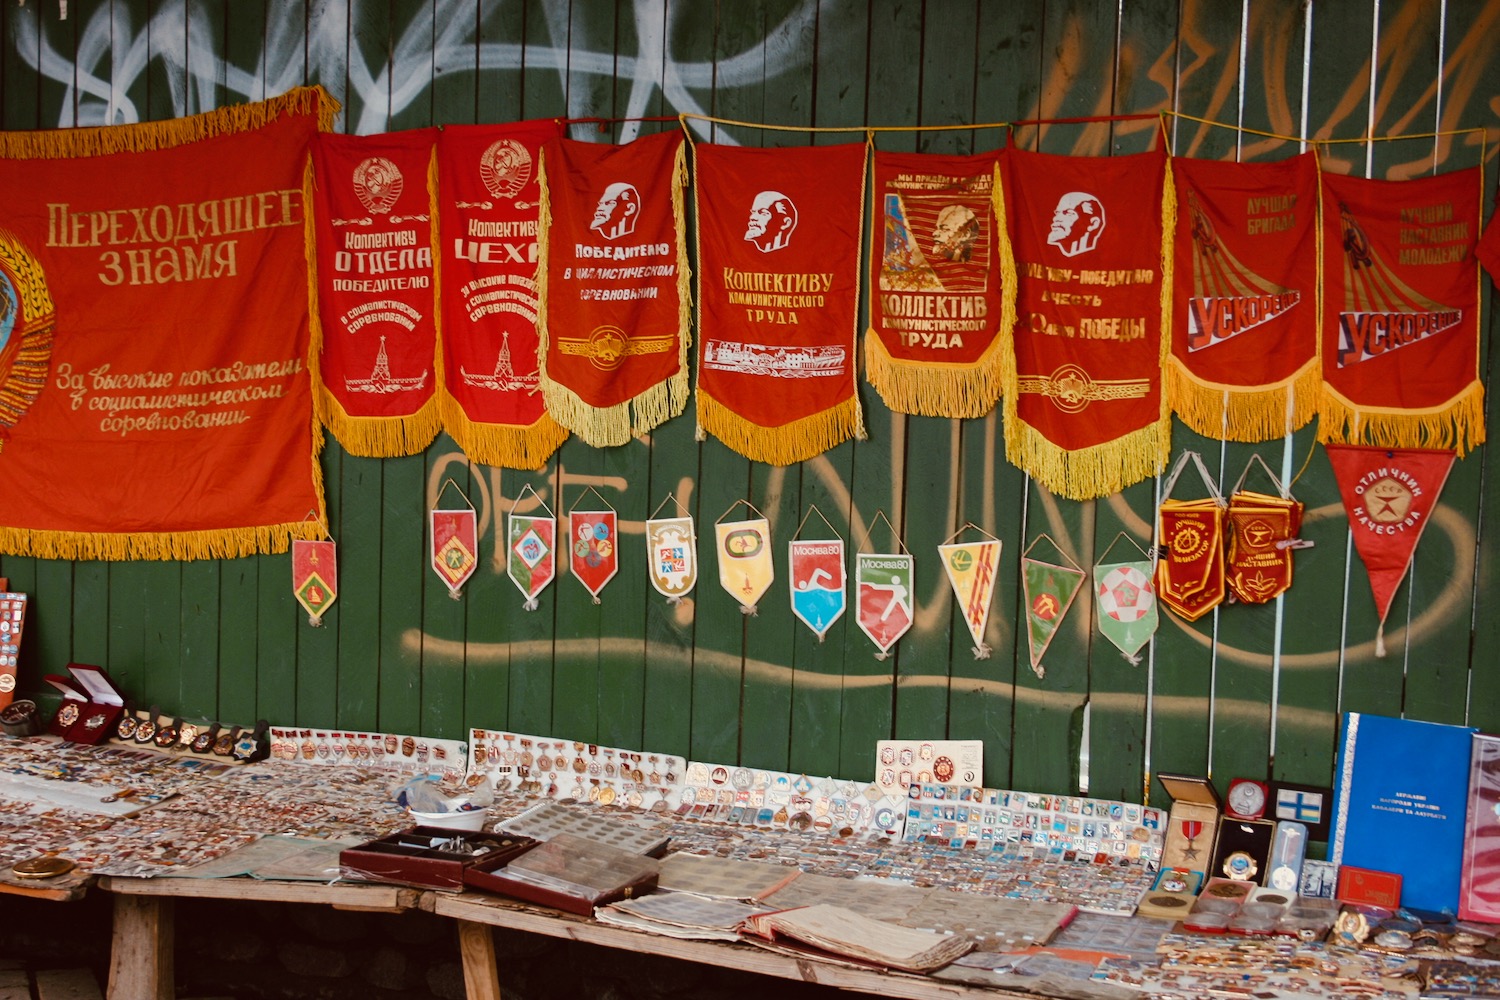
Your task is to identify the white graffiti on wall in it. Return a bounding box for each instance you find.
[10,0,821,142]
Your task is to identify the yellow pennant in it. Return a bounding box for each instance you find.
[716,517,774,615]
[939,538,1001,659]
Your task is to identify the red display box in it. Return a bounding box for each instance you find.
[339,828,536,890]
[44,663,125,745]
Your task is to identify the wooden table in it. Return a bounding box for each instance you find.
[98,875,420,1000]
[431,891,1028,1000]
[0,865,91,903]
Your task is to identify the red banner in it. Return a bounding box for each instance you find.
[310,128,438,456]
[866,149,1006,417]
[537,132,689,447]
[1326,444,1454,652]
[1320,167,1484,455]
[694,142,867,465]
[1168,153,1319,440]
[436,121,567,469]
[1000,148,1170,500]
[0,88,332,560]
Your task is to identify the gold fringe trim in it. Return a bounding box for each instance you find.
[0,520,325,562]
[535,139,692,447]
[1166,357,1319,440]
[1007,417,1171,501]
[0,86,339,159]
[698,389,864,466]
[863,331,1003,417]
[1317,379,1486,456]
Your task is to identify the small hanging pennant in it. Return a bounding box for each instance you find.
[646,494,697,603]
[508,484,557,610]
[1226,453,1310,605]
[292,522,338,626]
[431,481,479,600]
[1020,534,1086,679]
[715,501,774,615]
[855,511,913,660]
[567,487,618,604]
[1155,450,1227,622]
[1094,533,1159,665]
[788,504,846,642]
[938,524,1001,659]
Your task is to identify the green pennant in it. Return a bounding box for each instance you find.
[1092,558,1158,664]
[1021,556,1085,678]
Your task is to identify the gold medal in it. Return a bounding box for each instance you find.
[12,855,76,879]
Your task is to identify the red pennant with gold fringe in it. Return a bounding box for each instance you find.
[435,120,567,469]
[694,142,867,465]
[310,128,439,457]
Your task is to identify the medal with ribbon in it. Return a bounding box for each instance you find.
[430,480,479,600]
[854,511,914,660]
[788,504,846,642]
[938,523,1002,659]
[1093,533,1158,665]
[507,484,557,610]
[567,486,618,604]
[1020,533,1086,679]
[715,500,773,616]
[1226,453,1310,605]
[645,494,696,603]
[1155,450,1227,622]
[292,515,338,627]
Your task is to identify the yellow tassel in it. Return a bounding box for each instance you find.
[0,518,324,561]
[994,158,1018,403]
[863,332,1003,417]
[1317,380,1486,455]
[698,390,864,466]
[0,86,339,159]
[1166,357,1319,440]
[1006,417,1170,501]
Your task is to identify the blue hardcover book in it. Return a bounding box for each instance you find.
[1331,712,1476,914]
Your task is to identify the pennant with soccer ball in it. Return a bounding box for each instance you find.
[431,481,479,599]
[1155,450,1227,622]
[1094,534,1158,664]
[788,506,846,641]
[855,512,914,660]
[646,494,696,603]
[292,537,338,626]
[1020,534,1085,679]
[567,488,618,604]
[1326,444,1455,657]
[508,485,556,610]
[715,503,773,616]
[1226,454,1310,604]
[939,525,1002,659]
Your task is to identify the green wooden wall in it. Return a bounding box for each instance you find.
[3,0,1499,810]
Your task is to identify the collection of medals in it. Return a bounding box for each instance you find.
[267,726,468,781]
[467,728,683,811]
[113,707,268,763]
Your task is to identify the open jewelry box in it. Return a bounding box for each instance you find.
[339,827,537,890]
[1156,772,1221,875]
[44,663,126,745]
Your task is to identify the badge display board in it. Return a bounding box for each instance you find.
[0,592,27,711]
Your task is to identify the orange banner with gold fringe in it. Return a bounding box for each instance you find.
[310,128,439,456]
[1168,152,1319,441]
[0,87,335,561]
[693,141,867,465]
[999,148,1172,500]
[1319,166,1484,455]
[435,120,567,469]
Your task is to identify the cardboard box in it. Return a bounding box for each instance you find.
[339,827,536,890]
[1157,772,1221,873]
[44,663,125,745]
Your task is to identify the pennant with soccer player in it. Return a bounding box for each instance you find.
[646,502,696,603]
[1155,451,1227,622]
[431,502,478,600]
[292,537,338,626]
[1094,535,1158,664]
[1168,153,1319,440]
[507,489,556,610]
[1225,454,1307,604]
[1326,444,1455,656]
[715,509,773,615]
[939,529,1001,659]
[1320,167,1484,455]
[1000,149,1172,500]
[310,128,439,456]
[436,121,567,469]
[1021,536,1085,679]
[856,550,914,659]
[537,131,690,447]
[867,149,1007,417]
[567,492,618,604]
[789,516,846,641]
[694,141,867,464]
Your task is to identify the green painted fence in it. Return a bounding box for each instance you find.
[2,0,1498,812]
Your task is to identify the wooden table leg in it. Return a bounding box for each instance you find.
[456,918,502,1000]
[107,893,173,1000]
